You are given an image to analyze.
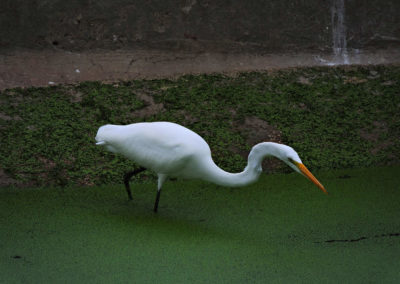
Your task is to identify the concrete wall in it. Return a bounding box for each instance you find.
[1,0,399,53]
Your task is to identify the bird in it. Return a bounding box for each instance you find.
[95,121,327,212]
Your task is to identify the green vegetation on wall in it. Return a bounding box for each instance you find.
[0,66,399,187]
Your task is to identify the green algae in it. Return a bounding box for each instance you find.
[1,166,399,283]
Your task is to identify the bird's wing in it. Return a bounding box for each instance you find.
[117,122,211,175]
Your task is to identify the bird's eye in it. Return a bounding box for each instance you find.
[288,158,295,163]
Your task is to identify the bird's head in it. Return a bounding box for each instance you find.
[250,142,327,194]
[277,145,327,194]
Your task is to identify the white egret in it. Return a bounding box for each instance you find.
[95,121,327,212]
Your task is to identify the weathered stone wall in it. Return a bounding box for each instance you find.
[1,0,399,53]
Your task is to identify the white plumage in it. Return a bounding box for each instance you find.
[96,121,327,212]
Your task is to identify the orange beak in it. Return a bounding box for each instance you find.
[294,162,328,194]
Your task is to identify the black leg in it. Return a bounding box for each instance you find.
[124,167,146,200]
[153,189,161,213]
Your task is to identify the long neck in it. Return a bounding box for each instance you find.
[200,142,282,187]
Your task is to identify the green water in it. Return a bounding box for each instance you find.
[1,167,400,283]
